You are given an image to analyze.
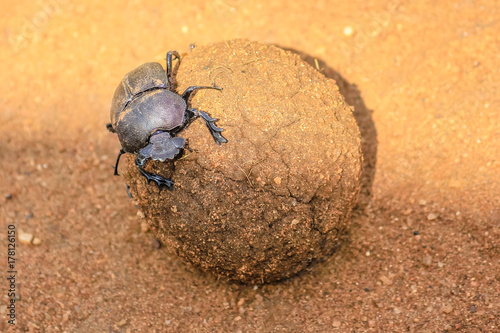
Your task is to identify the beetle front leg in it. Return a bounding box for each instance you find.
[187,108,227,145]
[135,153,175,192]
[112,149,126,176]
[181,85,222,104]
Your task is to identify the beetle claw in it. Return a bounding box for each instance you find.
[136,164,174,192]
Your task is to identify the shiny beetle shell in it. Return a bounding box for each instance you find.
[110,62,186,154]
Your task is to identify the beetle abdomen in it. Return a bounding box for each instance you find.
[110,62,169,122]
[115,90,186,153]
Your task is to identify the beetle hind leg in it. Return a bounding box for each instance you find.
[166,51,181,89]
[187,108,227,145]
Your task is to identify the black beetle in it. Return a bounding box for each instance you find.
[107,51,227,191]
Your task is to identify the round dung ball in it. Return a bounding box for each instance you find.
[124,39,362,284]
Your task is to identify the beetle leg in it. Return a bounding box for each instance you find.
[181,85,222,104]
[135,151,175,192]
[106,123,116,133]
[125,184,134,198]
[187,108,228,145]
[113,149,126,176]
[166,51,181,89]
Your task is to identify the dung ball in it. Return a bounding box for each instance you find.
[124,39,362,284]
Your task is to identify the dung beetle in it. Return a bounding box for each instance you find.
[107,51,227,191]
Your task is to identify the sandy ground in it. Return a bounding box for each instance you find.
[1,0,499,332]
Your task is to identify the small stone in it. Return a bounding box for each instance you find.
[394,307,401,314]
[380,275,393,286]
[442,304,453,314]
[332,320,341,328]
[368,320,376,327]
[343,26,353,36]
[19,231,34,244]
[152,238,162,249]
[273,177,282,185]
[140,221,149,233]
[291,219,299,226]
[419,199,427,206]
[32,237,42,245]
[413,231,420,235]
[5,193,12,200]
[171,205,178,213]
[427,213,438,220]
[237,298,245,306]
[438,261,444,268]
[137,210,145,218]
[423,255,432,266]
[470,305,477,313]
[117,319,127,326]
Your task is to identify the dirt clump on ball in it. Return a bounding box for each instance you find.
[124,39,362,284]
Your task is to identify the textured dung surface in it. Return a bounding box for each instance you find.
[124,40,362,283]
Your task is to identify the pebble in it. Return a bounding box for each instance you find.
[117,319,127,326]
[343,26,353,36]
[380,275,393,286]
[140,221,149,233]
[137,210,145,218]
[423,255,432,266]
[152,238,162,249]
[332,320,341,328]
[273,177,282,185]
[19,231,34,244]
[442,304,453,314]
[470,305,477,313]
[32,237,42,245]
[427,213,438,220]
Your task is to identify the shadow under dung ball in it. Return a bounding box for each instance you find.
[124,40,362,284]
